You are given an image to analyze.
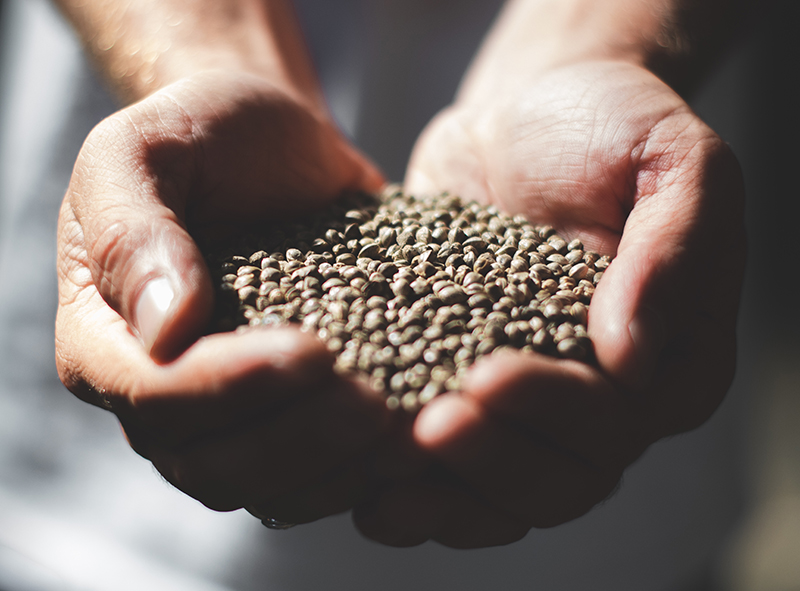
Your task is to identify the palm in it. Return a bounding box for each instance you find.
[408,61,745,427]
[355,62,746,547]
[117,73,380,230]
[413,63,688,249]
[57,71,388,525]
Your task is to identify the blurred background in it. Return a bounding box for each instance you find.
[0,0,797,589]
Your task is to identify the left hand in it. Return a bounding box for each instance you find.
[353,61,746,548]
[56,72,390,526]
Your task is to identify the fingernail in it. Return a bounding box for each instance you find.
[135,276,175,353]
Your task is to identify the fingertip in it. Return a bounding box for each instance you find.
[345,377,394,432]
[352,486,445,547]
[414,394,479,451]
[463,349,522,393]
[335,135,385,194]
[358,160,387,194]
[589,259,666,394]
[216,326,337,388]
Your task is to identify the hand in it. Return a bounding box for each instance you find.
[56,71,392,524]
[353,61,746,547]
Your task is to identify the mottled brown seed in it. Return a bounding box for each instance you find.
[537,243,556,256]
[439,285,467,305]
[322,278,346,290]
[258,281,279,297]
[238,285,258,304]
[260,267,281,283]
[344,223,362,240]
[566,249,584,264]
[415,261,436,278]
[569,263,589,280]
[324,229,342,244]
[345,209,369,223]
[233,274,258,290]
[286,248,303,261]
[448,227,466,243]
[557,337,586,360]
[569,302,588,325]
[532,329,552,350]
[463,272,483,287]
[237,265,261,277]
[401,392,420,412]
[454,347,473,365]
[463,237,487,252]
[396,230,414,247]
[596,255,612,270]
[416,227,432,244]
[359,243,381,258]
[311,238,330,254]
[336,253,357,265]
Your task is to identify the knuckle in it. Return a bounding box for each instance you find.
[54,344,94,403]
[87,219,140,316]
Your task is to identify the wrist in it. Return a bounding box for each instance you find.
[456,0,753,105]
[56,0,323,107]
[457,0,661,106]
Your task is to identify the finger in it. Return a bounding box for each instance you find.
[414,392,621,527]
[367,412,432,482]
[460,351,648,468]
[56,272,356,443]
[353,482,528,549]
[118,328,343,442]
[335,136,385,195]
[147,379,388,511]
[634,299,739,435]
[246,457,372,525]
[66,76,386,362]
[404,106,493,203]
[58,254,391,513]
[353,483,447,548]
[66,102,212,361]
[589,119,746,399]
[430,488,530,549]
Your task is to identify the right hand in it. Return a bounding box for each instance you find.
[55,71,392,524]
[353,61,746,548]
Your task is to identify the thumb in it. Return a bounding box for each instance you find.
[589,128,745,395]
[68,118,212,362]
[404,106,492,203]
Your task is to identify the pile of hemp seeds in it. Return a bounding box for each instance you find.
[207,187,611,413]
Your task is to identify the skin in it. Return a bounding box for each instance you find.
[351,0,750,547]
[54,0,749,546]
[355,61,746,547]
[54,2,393,524]
[56,72,394,522]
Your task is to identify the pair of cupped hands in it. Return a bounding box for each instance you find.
[56,60,745,548]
